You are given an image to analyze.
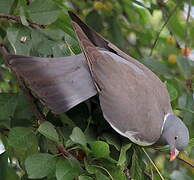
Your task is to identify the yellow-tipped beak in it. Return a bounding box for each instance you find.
[170,148,179,161]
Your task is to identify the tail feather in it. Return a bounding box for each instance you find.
[6,54,97,114]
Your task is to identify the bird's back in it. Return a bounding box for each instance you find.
[69,12,172,145]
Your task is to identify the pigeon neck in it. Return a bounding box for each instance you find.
[155,113,173,146]
[161,113,172,134]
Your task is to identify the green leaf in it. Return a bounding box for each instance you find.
[85,10,103,33]
[102,133,121,151]
[52,42,71,57]
[14,94,32,120]
[130,148,145,180]
[117,143,132,167]
[0,0,15,13]
[38,121,59,142]
[27,0,61,25]
[8,127,38,160]
[8,127,36,149]
[84,159,99,174]
[70,127,87,147]
[30,29,53,56]
[40,28,65,41]
[51,14,76,39]
[7,25,32,55]
[180,93,194,123]
[170,170,193,180]
[19,6,29,26]
[4,166,20,180]
[65,34,81,54]
[25,153,57,179]
[0,93,18,121]
[188,138,194,147]
[177,56,192,79]
[107,16,124,49]
[56,158,81,180]
[97,159,126,180]
[0,152,8,180]
[165,82,178,102]
[60,114,76,128]
[89,141,110,158]
[140,57,173,77]
[95,172,109,180]
[185,138,194,154]
[78,175,93,180]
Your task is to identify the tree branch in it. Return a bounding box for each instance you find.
[18,78,46,123]
[0,13,43,29]
[158,1,182,49]
[0,44,9,57]
[0,44,46,122]
[150,2,180,56]
[184,0,191,49]
[178,156,194,168]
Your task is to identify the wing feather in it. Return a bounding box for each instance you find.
[6,54,97,114]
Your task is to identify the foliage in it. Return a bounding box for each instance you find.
[0,0,194,179]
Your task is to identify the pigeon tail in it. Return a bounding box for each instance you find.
[5,53,97,114]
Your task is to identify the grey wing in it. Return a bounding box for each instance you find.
[6,54,97,114]
[93,51,172,145]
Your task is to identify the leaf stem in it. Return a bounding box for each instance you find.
[177,156,194,168]
[142,148,165,180]
[0,13,43,29]
[92,165,114,180]
[149,4,178,56]
[176,107,194,114]
[184,0,191,49]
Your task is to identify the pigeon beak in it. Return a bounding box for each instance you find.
[170,148,179,161]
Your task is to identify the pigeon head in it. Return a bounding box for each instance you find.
[158,113,189,161]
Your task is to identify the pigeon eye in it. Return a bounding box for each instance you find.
[174,136,178,140]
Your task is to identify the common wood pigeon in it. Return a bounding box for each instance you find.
[0,11,189,161]
[67,11,189,161]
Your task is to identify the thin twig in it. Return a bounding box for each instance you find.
[149,4,179,56]
[0,44,46,122]
[153,2,181,50]
[142,148,165,180]
[176,107,194,114]
[56,143,73,157]
[18,78,46,123]
[178,156,194,168]
[184,0,191,49]
[0,44,9,56]
[92,165,114,180]
[158,1,181,49]
[0,13,43,29]
[144,172,153,180]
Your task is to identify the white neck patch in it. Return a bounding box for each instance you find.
[161,113,173,134]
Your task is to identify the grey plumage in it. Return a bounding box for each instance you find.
[1,12,189,156]
[156,114,189,151]
[68,11,189,154]
[5,53,97,114]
